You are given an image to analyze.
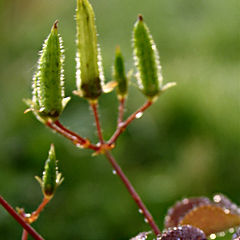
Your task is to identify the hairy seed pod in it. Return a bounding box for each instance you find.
[133,15,163,99]
[75,0,104,100]
[34,21,66,120]
[39,144,63,199]
[42,144,58,198]
[113,46,128,98]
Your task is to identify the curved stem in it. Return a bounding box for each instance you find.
[89,101,104,144]
[30,197,50,222]
[0,195,44,240]
[108,100,152,145]
[22,229,28,240]
[46,120,99,151]
[104,151,161,236]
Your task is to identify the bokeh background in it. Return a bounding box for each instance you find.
[0,0,239,239]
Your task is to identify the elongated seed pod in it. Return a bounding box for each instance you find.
[42,144,59,198]
[113,46,128,98]
[34,21,65,120]
[75,0,103,100]
[133,15,162,98]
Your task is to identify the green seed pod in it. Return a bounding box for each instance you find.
[36,21,65,119]
[113,46,128,98]
[75,0,104,100]
[36,144,63,199]
[26,21,70,123]
[133,15,163,99]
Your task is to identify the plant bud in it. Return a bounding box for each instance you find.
[113,46,128,98]
[75,0,104,100]
[25,21,70,122]
[36,144,63,198]
[133,15,163,99]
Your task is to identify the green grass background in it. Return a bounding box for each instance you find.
[0,0,239,239]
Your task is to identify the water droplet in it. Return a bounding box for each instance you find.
[144,218,149,223]
[213,194,221,203]
[112,170,117,175]
[136,112,143,119]
[76,143,82,148]
[210,234,216,239]
[224,208,230,214]
[217,232,225,237]
[138,209,143,214]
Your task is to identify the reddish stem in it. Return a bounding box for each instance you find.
[89,100,160,236]
[117,97,125,126]
[108,100,152,145]
[46,120,99,151]
[30,197,50,222]
[22,229,28,240]
[104,151,161,236]
[90,101,104,144]
[0,195,44,240]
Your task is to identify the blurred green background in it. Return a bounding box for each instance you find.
[0,0,239,239]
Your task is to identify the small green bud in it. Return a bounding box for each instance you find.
[75,0,104,100]
[113,46,128,98]
[133,15,162,99]
[36,144,63,199]
[25,21,70,122]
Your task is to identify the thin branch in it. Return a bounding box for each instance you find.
[104,151,161,236]
[31,197,49,220]
[0,195,44,240]
[46,120,99,151]
[89,101,104,144]
[22,229,28,240]
[108,100,152,145]
[117,97,125,126]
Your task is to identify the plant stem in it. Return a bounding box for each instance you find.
[89,101,104,144]
[117,97,125,126]
[22,229,28,240]
[0,195,44,240]
[104,151,161,236]
[46,120,99,151]
[108,100,152,145]
[20,197,50,239]
[89,100,160,236]
[30,197,50,222]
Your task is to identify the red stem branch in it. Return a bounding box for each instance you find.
[22,229,28,240]
[89,99,160,236]
[0,195,44,240]
[104,151,161,236]
[46,120,99,151]
[90,101,104,144]
[30,197,50,222]
[108,100,152,145]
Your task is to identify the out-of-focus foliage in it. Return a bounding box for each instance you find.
[0,0,239,239]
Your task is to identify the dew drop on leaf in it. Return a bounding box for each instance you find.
[210,234,216,239]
